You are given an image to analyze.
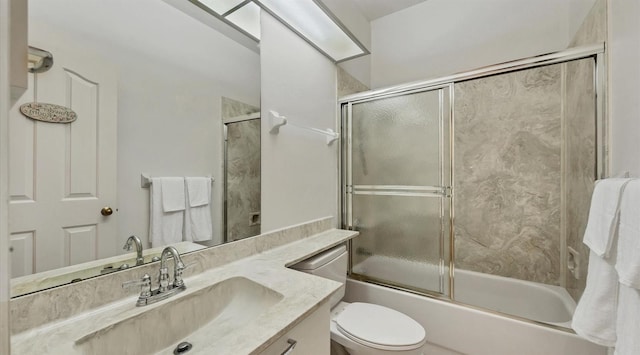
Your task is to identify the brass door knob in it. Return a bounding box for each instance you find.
[101,207,113,216]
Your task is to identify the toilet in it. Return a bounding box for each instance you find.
[291,245,427,355]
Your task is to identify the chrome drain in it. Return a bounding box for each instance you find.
[174,341,193,354]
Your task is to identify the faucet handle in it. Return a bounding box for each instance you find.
[123,274,152,307]
[174,261,197,288]
[122,274,152,296]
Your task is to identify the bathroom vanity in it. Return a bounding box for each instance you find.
[10,218,357,354]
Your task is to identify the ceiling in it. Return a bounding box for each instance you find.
[347,0,429,21]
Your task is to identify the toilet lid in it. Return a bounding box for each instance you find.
[336,303,426,351]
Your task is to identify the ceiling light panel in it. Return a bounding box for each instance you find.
[226,2,261,40]
[256,0,367,62]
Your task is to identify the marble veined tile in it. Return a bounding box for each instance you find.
[565,0,605,302]
[569,0,607,47]
[221,96,259,120]
[564,58,597,301]
[338,66,369,98]
[226,118,261,241]
[454,64,563,285]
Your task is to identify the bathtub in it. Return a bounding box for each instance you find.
[455,268,575,327]
[352,255,574,327]
[349,256,605,355]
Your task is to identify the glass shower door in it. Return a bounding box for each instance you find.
[344,85,452,296]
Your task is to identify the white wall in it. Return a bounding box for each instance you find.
[609,0,640,176]
[260,12,338,232]
[29,0,260,249]
[115,55,245,249]
[368,0,595,88]
[100,40,257,250]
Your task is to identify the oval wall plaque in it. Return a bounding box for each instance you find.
[19,102,77,123]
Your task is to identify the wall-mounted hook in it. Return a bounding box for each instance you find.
[325,129,339,146]
[269,110,287,134]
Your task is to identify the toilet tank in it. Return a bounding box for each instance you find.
[291,244,347,308]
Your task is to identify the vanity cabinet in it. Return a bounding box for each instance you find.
[260,301,330,355]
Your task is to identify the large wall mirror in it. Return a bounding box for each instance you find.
[9,0,261,297]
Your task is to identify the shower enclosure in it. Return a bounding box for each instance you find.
[223,107,261,242]
[340,44,606,329]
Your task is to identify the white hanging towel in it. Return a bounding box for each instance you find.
[149,177,185,247]
[571,251,618,347]
[161,177,186,212]
[614,285,640,355]
[616,179,640,289]
[184,177,212,242]
[613,179,640,355]
[186,176,210,207]
[572,178,632,347]
[583,178,633,257]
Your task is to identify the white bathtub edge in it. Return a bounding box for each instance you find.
[344,279,607,355]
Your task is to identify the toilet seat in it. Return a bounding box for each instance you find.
[335,302,426,351]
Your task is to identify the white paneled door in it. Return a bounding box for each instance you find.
[9,39,117,277]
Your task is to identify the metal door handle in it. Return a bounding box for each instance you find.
[101,207,113,216]
[281,339,297,355]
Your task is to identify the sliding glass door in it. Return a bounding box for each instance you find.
[340,49,604,328]
[343,85,452,296]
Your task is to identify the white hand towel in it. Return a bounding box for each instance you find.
[616,179,640,289]
[149,177,184,247]
[614,285,640,355]
[583,178,632,257]
[184,177,212,242]
[572,251,619,347]
[186,177,210,207]
[161,177,186,212]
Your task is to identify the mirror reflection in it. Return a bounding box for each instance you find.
[9,0,261,297]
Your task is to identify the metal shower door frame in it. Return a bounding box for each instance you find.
[342,83,454,297]
[339,43,607,328]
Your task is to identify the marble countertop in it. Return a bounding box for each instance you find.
[12,228,358,355]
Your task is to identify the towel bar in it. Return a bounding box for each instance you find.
[140,174,214,188]
[268,110,339,145]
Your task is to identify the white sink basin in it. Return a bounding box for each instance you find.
[74,277,283,355]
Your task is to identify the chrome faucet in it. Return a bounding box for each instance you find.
[123,235,144,266]
[122,246,187,307]
[158,246,185,292]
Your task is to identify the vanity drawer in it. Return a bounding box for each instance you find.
[260,302,330,355]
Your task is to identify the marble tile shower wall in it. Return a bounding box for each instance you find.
[565,0,607,301]
[454,65,564,286]
[564,59,596,300]
[455,51,599,292]
[226,119,261,241]
[221,97,261,241]
[338,66,369,98]
[221,96,259,119]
